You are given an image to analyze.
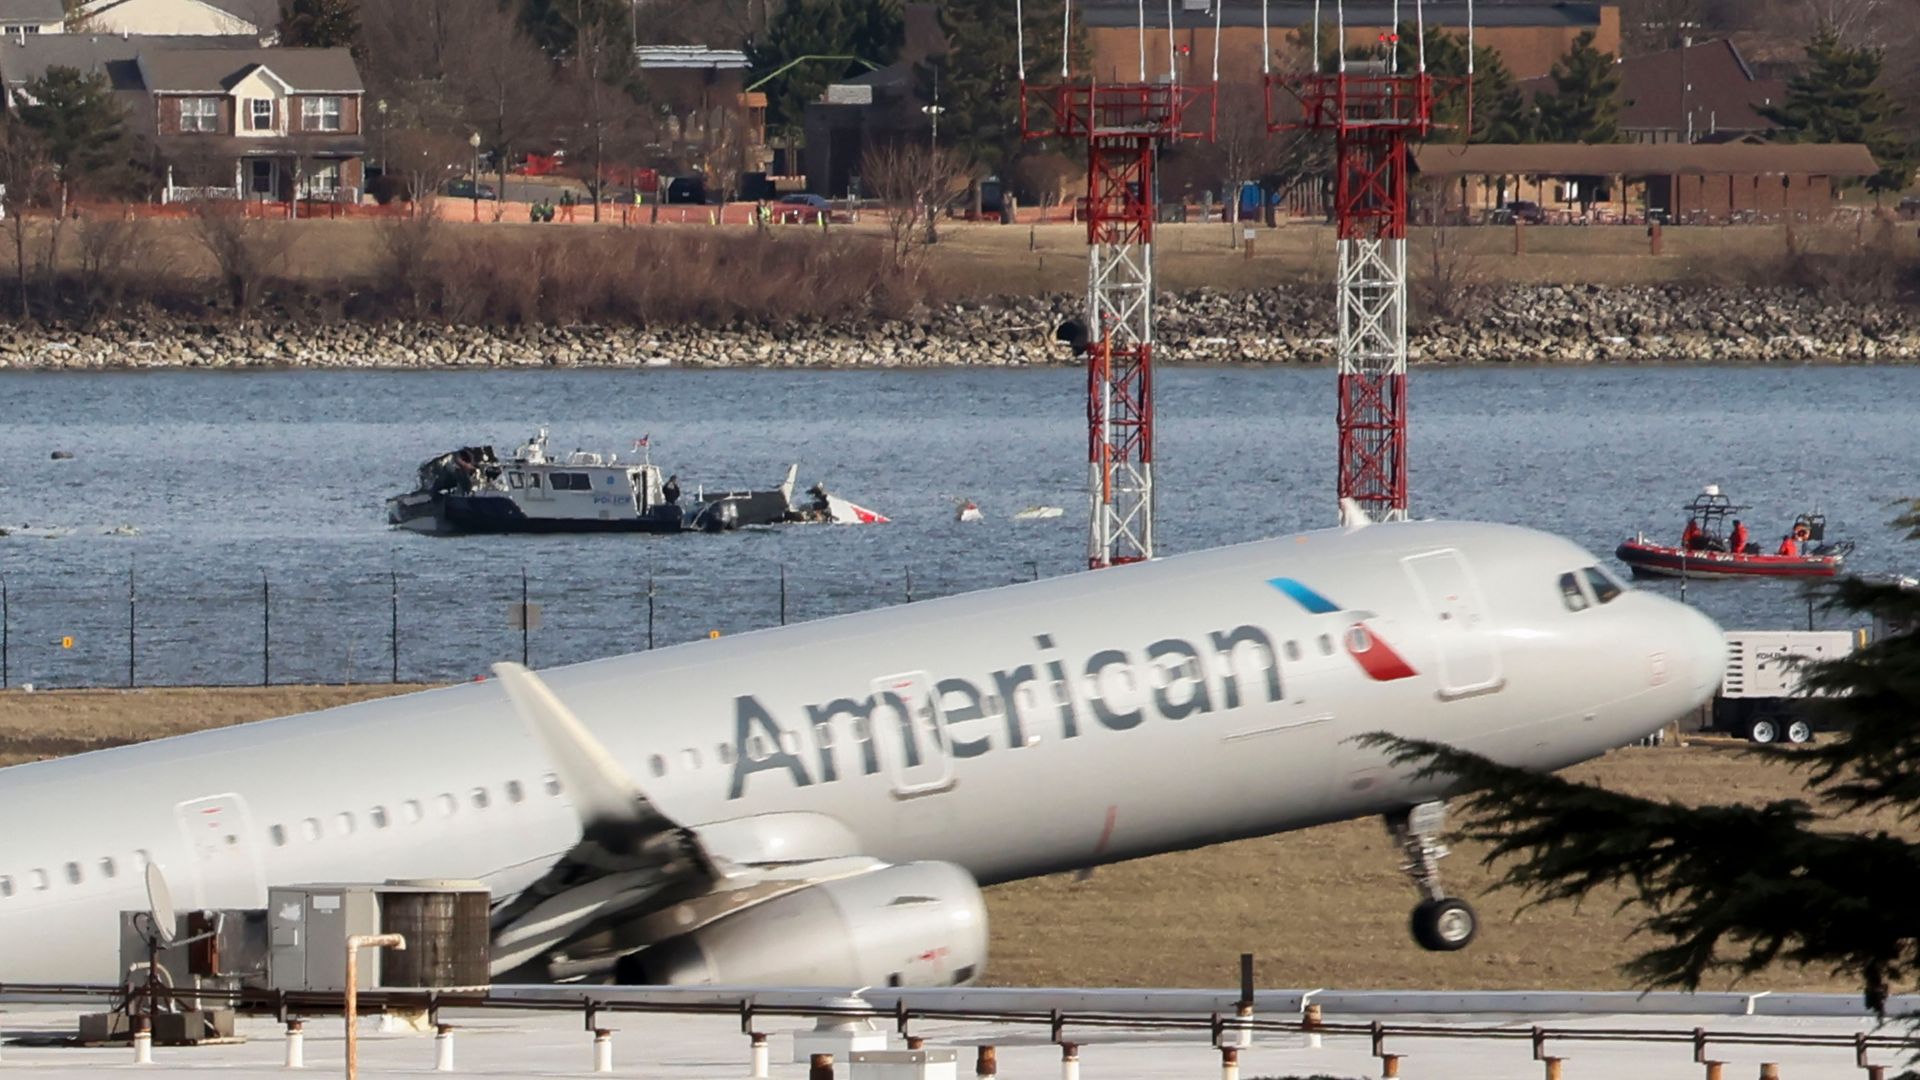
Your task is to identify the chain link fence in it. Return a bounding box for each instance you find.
[0,561,1040,690]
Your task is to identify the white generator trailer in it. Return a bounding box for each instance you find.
[1710,629,1866,744]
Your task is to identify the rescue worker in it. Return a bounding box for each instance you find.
[662,474,681,505]
[1778,534,1801,556]
[1680,517,1704,550]
[1728,520,1750,555]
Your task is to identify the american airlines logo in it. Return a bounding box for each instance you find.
[1267,577,1418,683]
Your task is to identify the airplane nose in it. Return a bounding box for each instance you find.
[1671,601,1727,704]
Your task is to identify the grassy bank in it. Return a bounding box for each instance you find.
[3,685,1901,991]
[2,215,1914,328]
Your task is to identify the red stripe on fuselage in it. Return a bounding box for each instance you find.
[1345,623,1418,681]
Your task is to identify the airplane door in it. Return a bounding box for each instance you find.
[173,794,267,910]
[870,672,955,797]
[1401,549,1505,700]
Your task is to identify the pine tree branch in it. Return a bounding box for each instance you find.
[1359,734,1920,1013]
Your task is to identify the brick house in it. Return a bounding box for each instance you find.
[142,48,366,202]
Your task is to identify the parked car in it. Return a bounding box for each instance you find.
[666,176,707,204]
[1490,200,1547,225]
[1899,195,1920,221]
[444,179,498,200]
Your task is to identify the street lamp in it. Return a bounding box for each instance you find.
[375,99,387,176]
[921,65,944,152]
[468,131,481,222]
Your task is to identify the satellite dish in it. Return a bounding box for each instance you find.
[144,863,177,947]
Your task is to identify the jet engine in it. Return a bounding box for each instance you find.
[622,862,987,987]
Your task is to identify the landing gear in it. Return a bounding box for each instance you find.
[1386,801,1477,952]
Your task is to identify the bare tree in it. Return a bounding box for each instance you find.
[565,8,652,223]
[0,122,57,319]
[74,212,164,316]
[697,99,756,205]
[384,127,469,213]
[449,5,561,207]
[186,200,299,310]
[376,194,443,313]
[861,141,971,267]
[1412,225,1488,324]
[1007,150,1079,213]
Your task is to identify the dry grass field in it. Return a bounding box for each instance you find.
[44,214,1918,301]
[0,686,1900,993]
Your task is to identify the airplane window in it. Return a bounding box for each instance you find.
[100,857,116,879]
[436,794,457,817]
[471,788,490,810]
[335,813,355,835]
[0,876,11,898]
[30,869,48,891]
[505,781,525,803]
[1317,634,1334,656]
[1559,572,1589,612]
[747,735,769,762]
[1584,567,1622,604]
[778,731,799,755]
[402,800,423,823]
[543,774,562,796]
[649,755,667,778]
[850,719,870,741]
[370,806,389,829]
[1284,640,1302,662]
[133,850,149,869]
[811,722,834,747]
[65,862,81,885]
[683,748,701,770]
[718,743,736,765]
[302,818,321,841]
[269,825,287,847]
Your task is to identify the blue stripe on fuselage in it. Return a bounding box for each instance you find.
[1267,577,1341,614]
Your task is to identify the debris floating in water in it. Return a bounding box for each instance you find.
[49,450,73,460]
[955,499,985,523]
[1013,506,1064,521]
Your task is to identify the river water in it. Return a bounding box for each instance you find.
[1,365,1914,687]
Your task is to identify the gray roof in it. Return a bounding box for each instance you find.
[0,32,254,88]
[0,0,64,24]
[634,45,749,71]
[1082,1,1604,29]
[198,0,278,28]
[140,46,361,93]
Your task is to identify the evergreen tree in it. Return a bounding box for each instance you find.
[746,0,903,145]
[1395,26,1532,143]
[1760,26,1915,196]
[917,0,1071,193]
[1533,29,1624,143]
[15,66,132,207]
[1372,503,1920,1015]
[519,0,634,73]
[279,0,361,51]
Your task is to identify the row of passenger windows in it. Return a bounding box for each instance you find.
[1559,566,1624,612]
[0,776,571,898]
[1,850,149,900]
[265,775,561,847]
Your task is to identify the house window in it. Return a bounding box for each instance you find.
[179,97,220,133]
[248,98,273,131]
[301,95,342,132]
[304,160,341,196]
[3,25,40,35]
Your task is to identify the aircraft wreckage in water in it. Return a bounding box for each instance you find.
[386,429,887,536]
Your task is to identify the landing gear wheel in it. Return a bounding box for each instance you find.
[1747,717,1779,744]
[1786,719,1814,745]
[1411,897,1478,952]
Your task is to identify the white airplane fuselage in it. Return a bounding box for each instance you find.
[0,521,1725,983]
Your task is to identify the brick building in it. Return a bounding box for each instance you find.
[1411,142,1880,223]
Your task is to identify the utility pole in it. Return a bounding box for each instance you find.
[922,65,944,151]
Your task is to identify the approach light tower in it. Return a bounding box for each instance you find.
[1019,0,1218,568]
[1267,1,1468,523]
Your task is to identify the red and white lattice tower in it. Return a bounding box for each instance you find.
[1019,2,1217,568]
[1267,2,1467,523]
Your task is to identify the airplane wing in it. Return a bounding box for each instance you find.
[487,663,720,976]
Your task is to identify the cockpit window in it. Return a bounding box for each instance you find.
[1584,567,1622,604]
[1558,572,1589,612]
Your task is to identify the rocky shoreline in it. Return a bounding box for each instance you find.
[0,284,1913,369]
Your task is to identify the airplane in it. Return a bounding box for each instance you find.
[0,520,1725,986]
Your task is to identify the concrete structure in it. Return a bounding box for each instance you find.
[1082,1,1621,84]
[72,0,273,38]
[1411,141,1880,223]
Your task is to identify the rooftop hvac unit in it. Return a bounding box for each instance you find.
[267,880,490,993]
